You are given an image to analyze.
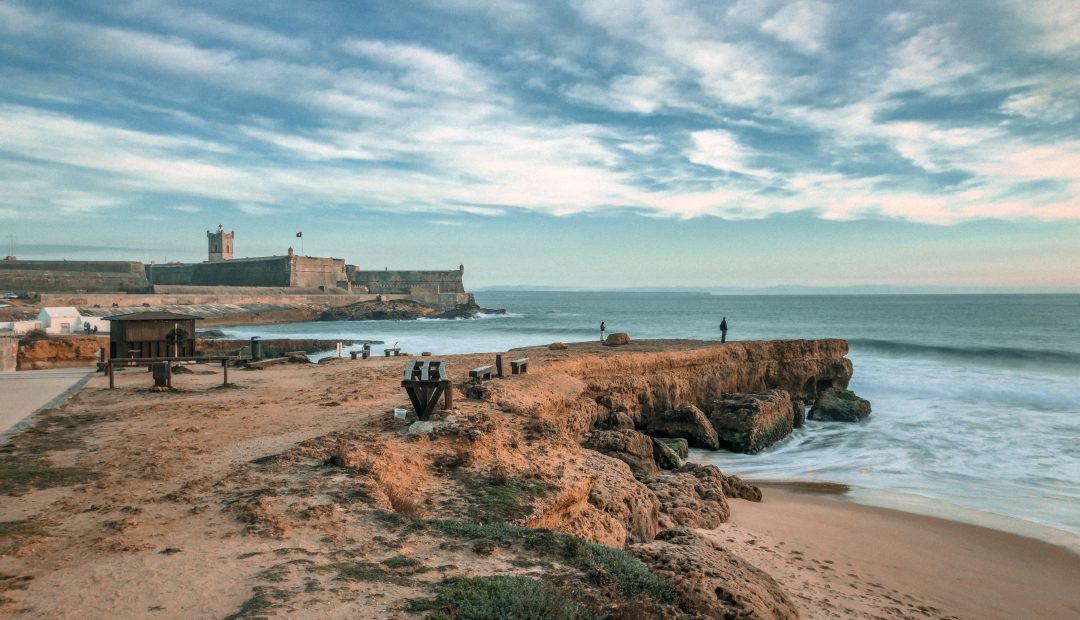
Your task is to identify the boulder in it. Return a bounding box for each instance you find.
[708,390,794,454]
[630,528,800,619]
[643,463,730,529]
[791,398,806,428]
[808,388,872,422]
[548,342,568,350]
[643,405,720,450]
[651,438,683,470]
[603,332,631,346]
[581,429,658,477]
[655,437,688,459]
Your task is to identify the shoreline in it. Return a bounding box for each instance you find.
[747,479,1080,555]
[714,486,1080,620]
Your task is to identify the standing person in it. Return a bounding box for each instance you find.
[600,321,606,343]
[720,317,728,343]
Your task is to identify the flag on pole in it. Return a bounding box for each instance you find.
[296,232,302,238]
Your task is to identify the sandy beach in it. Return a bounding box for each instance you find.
[713,485,1080,619]
[1,342,1077,619]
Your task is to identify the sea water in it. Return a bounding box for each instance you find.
[220,292,1080,543]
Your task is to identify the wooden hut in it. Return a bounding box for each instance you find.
[104,311,202,359]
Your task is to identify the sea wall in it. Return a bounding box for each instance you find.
[0,260,151,293]
[39,293,411,308]
[348,269,465,300]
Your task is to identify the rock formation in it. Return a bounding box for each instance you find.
[809,387,872,422]
[709,390,795,454]
[643,404,720,450]
[581,429,658,478]
[631,528,800,619]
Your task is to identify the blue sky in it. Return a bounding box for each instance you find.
[0,0,1078,290]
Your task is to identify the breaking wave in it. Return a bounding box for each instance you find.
[849,338,1080,373]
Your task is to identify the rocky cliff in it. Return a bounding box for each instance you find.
[17,334,106,370]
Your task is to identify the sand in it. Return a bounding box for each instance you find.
[711,484,1080,619]
[2,345,1078,619]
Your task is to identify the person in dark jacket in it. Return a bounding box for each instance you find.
[600,321,606,343]
[720,317,728,343]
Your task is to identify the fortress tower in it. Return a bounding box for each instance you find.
[207,225,234,262]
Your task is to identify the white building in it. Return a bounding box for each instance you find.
[0,320,42,334]
[37,307,81,335]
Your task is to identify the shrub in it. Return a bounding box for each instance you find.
[414,575,595,620]
[427,520,676,605]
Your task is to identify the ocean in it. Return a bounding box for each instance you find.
[220,292,1080,546]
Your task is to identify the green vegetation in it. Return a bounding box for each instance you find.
[0,457,93,495]
[223,586,292,620]
[427,520,675,604]
[411,575,596,620]
[0,520,44,542]
[466,478,548,522]
[328,561,411,586]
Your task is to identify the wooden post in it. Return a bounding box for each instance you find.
[166,362,172,388]
[444,383,453,410]
[222,359,229,386]
[495,354,504,378]
[108,362,114,389]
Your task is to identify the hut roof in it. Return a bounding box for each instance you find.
[38,306,81,319]
[103,311,203,322]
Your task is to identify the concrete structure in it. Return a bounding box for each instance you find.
[147,252,349,289]
[207,225,234,262]
[0,368,96,436]
[0,227,471,311]
[0,320,42,335]
[38,307,81,335]
[0,334,16,372]
[0,259,150,293]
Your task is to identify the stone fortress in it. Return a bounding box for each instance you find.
[0,226,474,317]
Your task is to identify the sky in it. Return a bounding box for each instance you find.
[0,0,1078,290]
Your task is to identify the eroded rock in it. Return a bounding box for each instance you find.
[651,438,683,470]
[582,452,659,544]
[581,429,658,477]
[709,390,794,454]
[643,462,730,529]
[655,437,688,459]
[808,388,872,422]
[643,404,720,450]
[630,528,800,619]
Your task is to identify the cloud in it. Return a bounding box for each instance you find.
[761,1,831,54]
[0,0,1076,231]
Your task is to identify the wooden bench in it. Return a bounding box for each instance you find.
[469,365,494,383]
[510,357,529,375]
[384,348,401,357]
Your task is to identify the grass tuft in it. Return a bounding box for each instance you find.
[410,575,595,620]
[427,520,675,604]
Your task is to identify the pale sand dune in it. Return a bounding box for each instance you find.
[711,487,1080,620]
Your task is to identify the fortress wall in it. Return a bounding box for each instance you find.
[290,256,348,289]
[348,269,465,295]
[153,285,351,295]
[0,261,150,292]
[148,256,293,287]
[40,293,412,308]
